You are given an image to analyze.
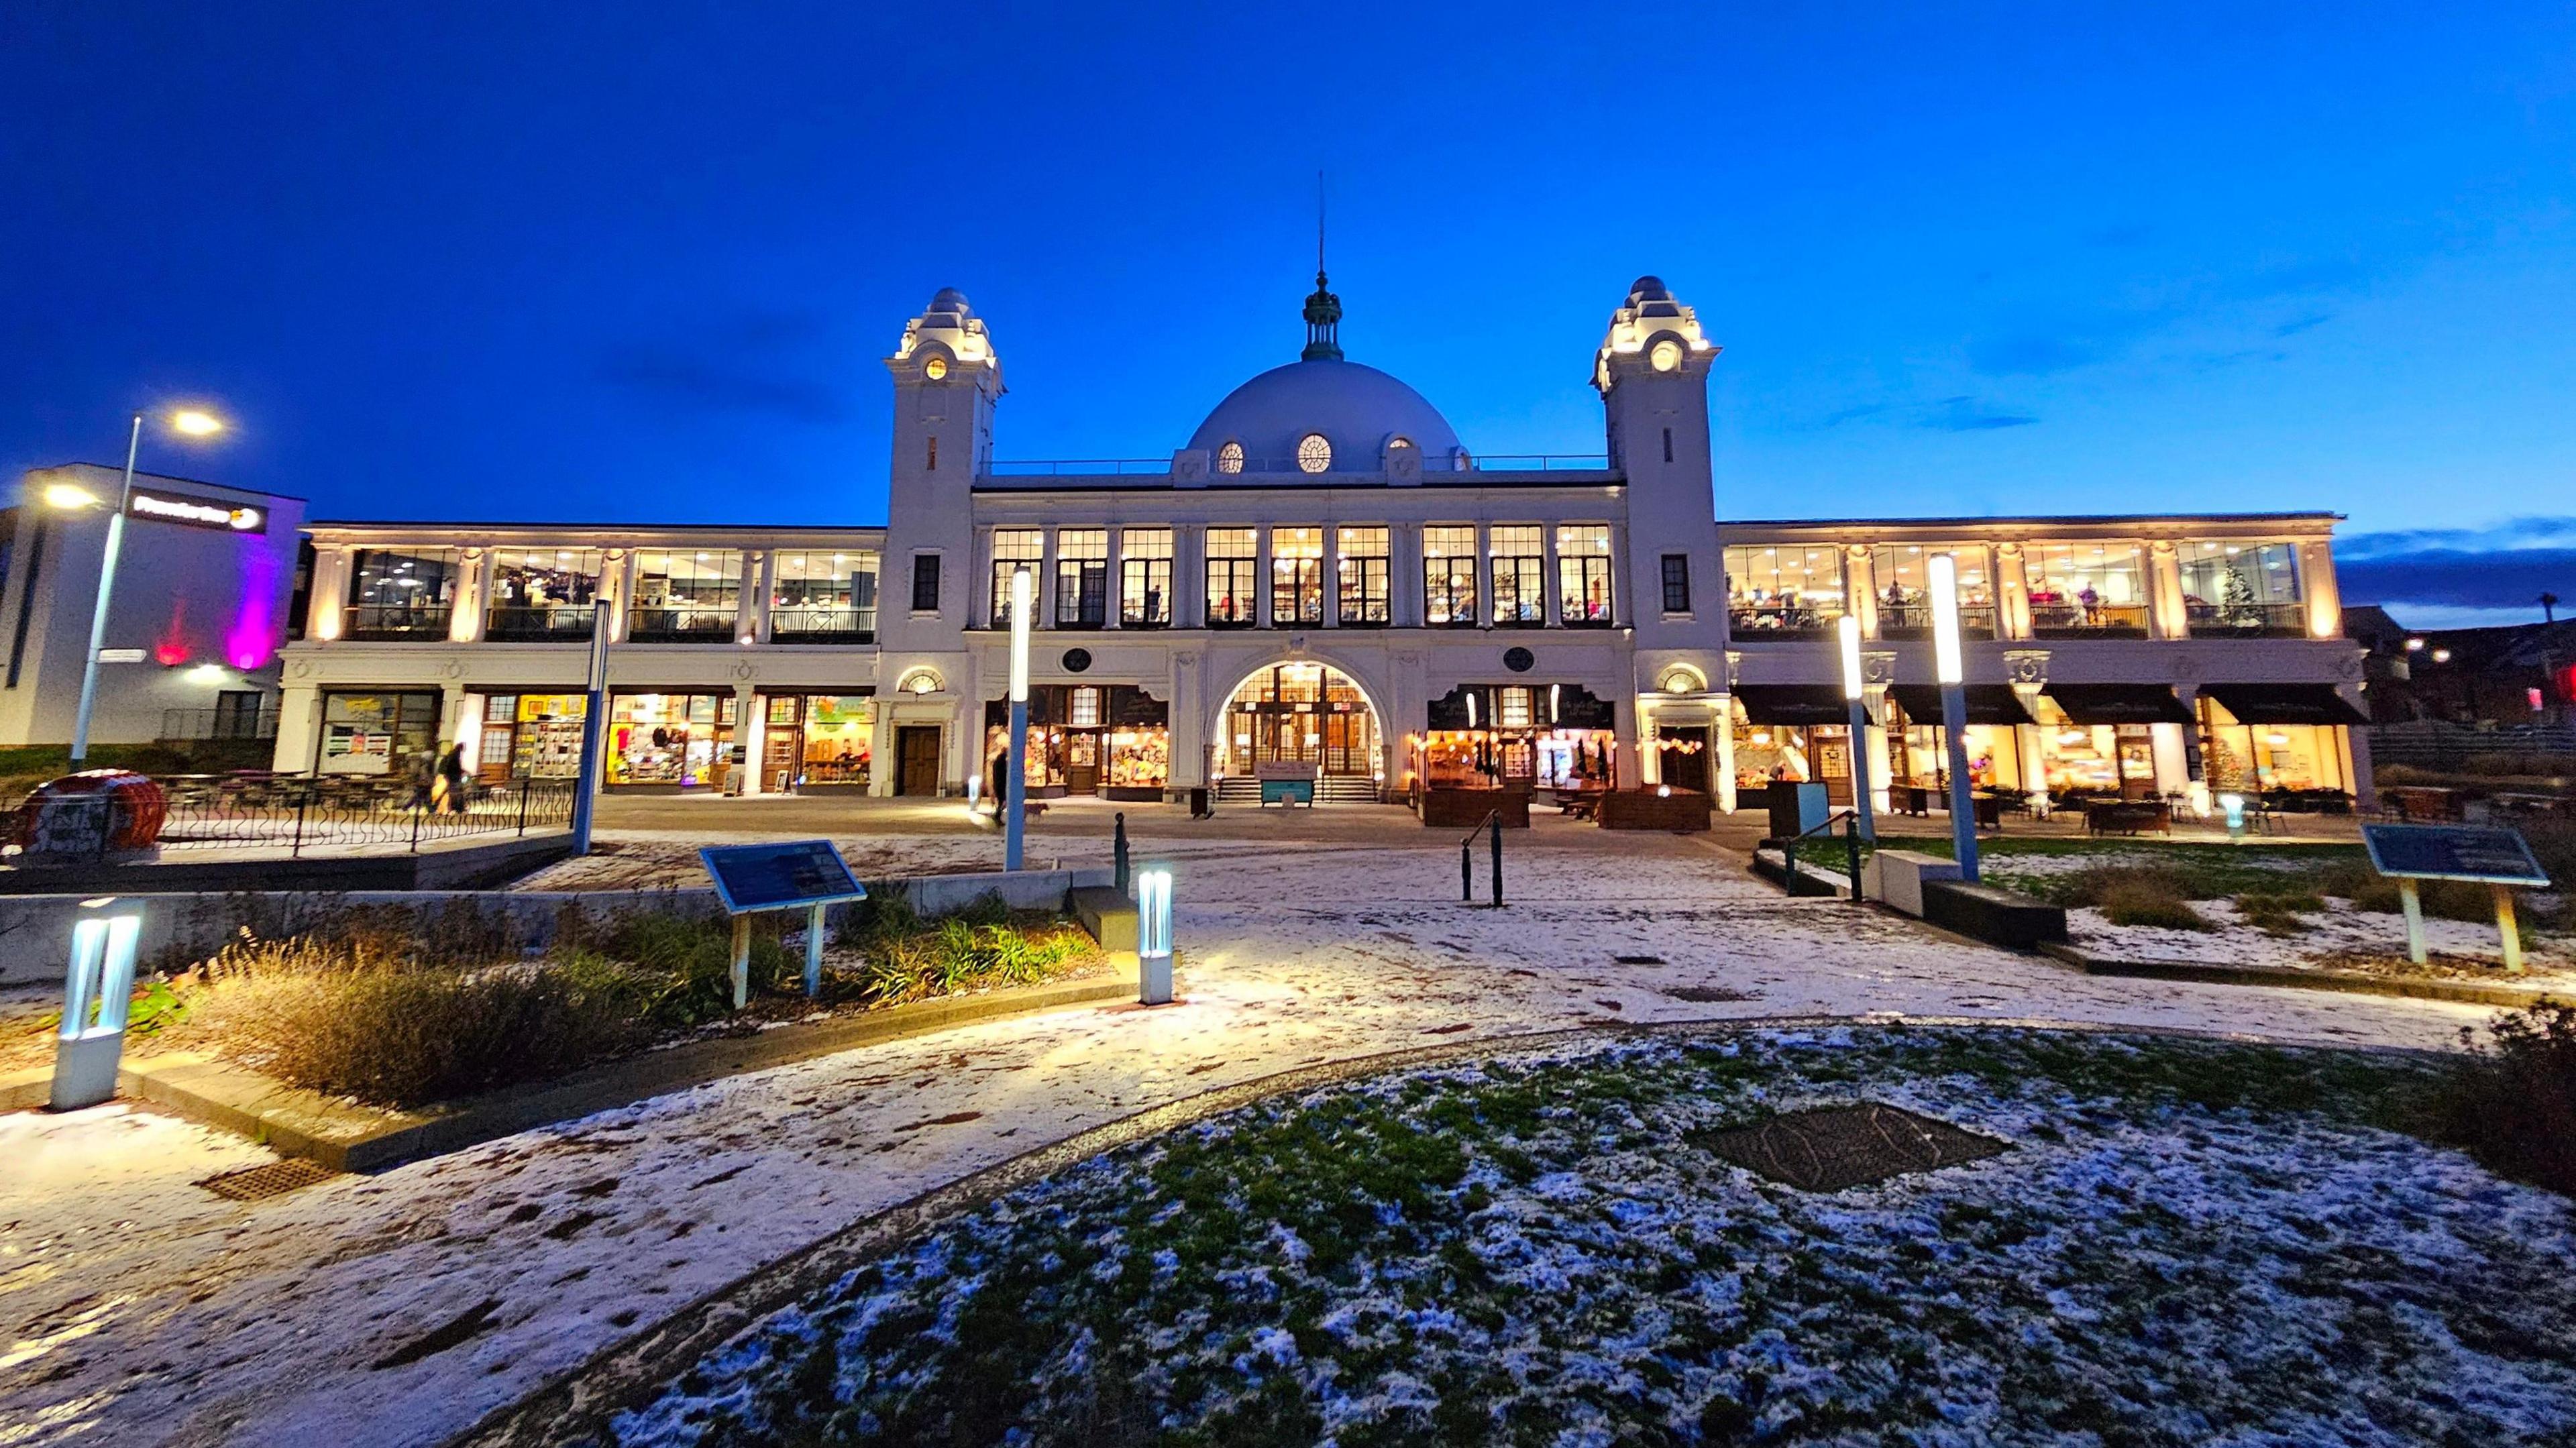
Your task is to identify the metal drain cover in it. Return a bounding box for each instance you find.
[1613,954,1666,965]
[198,1158,338,1201]
[1697,1103,2007,1192]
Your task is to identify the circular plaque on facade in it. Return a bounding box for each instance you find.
[1061,647,1093,673]
[1503,646,1535,673]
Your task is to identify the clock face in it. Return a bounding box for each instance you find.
[923,355,949,381]
[1649,338,1684,373]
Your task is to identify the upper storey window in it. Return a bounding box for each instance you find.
[1206,528,1258,627]
[1873,545,1995,641]
[486,548,602,641]
[1216,441,1245,475]
[1557,526,1614,626]
[1489,525,1545,626]
[1121,528,1172,627]
[1425,526,1478,627]
[1271,526,1324,626]
[2180,541,2306,636]
[2027,542,2147,636]
[1725,545,1845,638]
[629,549,742,642]
[1295,433,1332,474]
[989,529,1041,627]
[772,551,878,642]
[347,547,462,641]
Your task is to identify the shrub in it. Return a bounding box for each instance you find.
[2236,890,2325,937]
[202,960,647,1107]
[592,910,792,1026]
[2430,1003,2576,1196]
[849,917,1091,1005]
[2094,877,2212,932]
[2055,865,2208,907]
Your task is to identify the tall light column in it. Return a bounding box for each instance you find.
[1929,552,1980,882]
[67,408,224,763]
[1006,565,1032,871]
[1837,615,1876,842]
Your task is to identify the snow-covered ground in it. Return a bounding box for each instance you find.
[0,829,2511,1447]
[2070,895,2576,979]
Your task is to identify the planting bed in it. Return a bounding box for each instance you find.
[600,1027,2576,1447]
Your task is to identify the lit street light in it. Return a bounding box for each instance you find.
[1837,614,1875,842]
[1928,551,1979,883]
[51,408,227,764]
[1006,564,1032,871]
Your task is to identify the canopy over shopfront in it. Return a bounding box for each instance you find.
[1885,684,2035,726]
[2200,683,2369,726]
[1426,683,1615,731]
[1731,685,1872,726]
[2041,683,2196,725]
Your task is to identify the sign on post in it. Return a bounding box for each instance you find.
[699,840,869,1006]
[2360,824,2551,972]
[52,901,143,1110]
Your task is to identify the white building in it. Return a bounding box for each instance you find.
[164,273,2369,812]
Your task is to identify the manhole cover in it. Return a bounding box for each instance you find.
[198,1158,338,1201]
[1662,984,1754,1003]
[1613,954,1666,965]
[1697,1103,2007,1192]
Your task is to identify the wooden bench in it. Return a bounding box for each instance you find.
[2084,801,2170,836]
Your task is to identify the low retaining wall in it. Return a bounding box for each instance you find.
[0,832,574,897]
[2039,940,2576,1009]
[0,866,1113,987]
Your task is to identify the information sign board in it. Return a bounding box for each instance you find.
[2361,824,2551,887]
[699,840,867,913]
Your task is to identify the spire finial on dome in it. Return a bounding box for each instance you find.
[1301,171,1343,361]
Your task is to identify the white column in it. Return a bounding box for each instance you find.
[2148,542,2189,640]
[440,683,470,747]
[308,547,349,642]
[753,551,779,643]
[1607,523,1631,627]
[1104,526,1124,630]
[1175,524,1204,627]
[1321,523,1341,628]
[1996,545,2033,640]
[1038,529,1060,630]
[1476,522,1493,630]
[1849,547,1880,641]
[1863,687,1893,814]
[1394,522,1424,628]
[735,553,763,643]
[1254,526,1273,628]
[735,683,763,795]
[608,551,638,644]
[450,550,488,643]
[273,683,322,773]
[1542,522,1562,627]
[2297,539,2343,639]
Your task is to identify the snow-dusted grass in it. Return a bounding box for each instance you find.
[608,1027,2576,1447]
[2071,896,2576,979]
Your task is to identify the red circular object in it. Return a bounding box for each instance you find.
[13,770,167,850]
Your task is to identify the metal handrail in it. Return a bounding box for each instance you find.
[1776,808,1868,906]
[1459,808,1503,907]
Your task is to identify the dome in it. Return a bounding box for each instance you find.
[1187,358,1462,472]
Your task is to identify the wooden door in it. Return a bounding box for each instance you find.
[763,727,802,791]
[896,726,942,796]
[1065,732,1100,794]
[1815,736,1854,805]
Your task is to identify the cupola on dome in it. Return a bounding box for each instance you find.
[1186,272,1462,472]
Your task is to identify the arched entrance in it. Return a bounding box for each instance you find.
[1214,661,1384,779]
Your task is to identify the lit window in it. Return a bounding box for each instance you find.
[1295,433,1332,474]
[1217,441,1244,474]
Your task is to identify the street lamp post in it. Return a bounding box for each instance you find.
[1006,565,1032,871]
[1929,552,1980,883]
[61,409,224,765]
[1837,614,1875,842]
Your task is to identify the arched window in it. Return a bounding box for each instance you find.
[1296,433,1332,474]
[1216,441,1244,474]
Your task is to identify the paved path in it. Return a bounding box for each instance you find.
[0,828,2489,1448]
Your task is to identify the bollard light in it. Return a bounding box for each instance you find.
[52,902,142,1110]
[1136,866,1174,1005]
[2218,791,2247,838]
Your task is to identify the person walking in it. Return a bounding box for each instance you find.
[435,741,469,814]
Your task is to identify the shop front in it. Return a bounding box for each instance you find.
[1882,685,2033,810]
[472,692,588,782]
[1415,683,1619,791]
[982,684,1171,801]
[317,689,444,778]
[2032,683,2195,801]
[606,691,737,789]
[1729,685,1868,803]
[757,692,875,791]
[2196,685,2366,801]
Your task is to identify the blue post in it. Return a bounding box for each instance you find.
[1006,696,1028,871]
[1941,683,1980,883]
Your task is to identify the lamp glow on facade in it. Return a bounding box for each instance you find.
[1928,552,1965,684]
[44,482,101,511]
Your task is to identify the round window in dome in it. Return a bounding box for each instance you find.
[1216,441,1244,474]
[1296,433,1332,474]
[923,355,950,381]
[1388,436,1413,449]
[1649,338,1684,373]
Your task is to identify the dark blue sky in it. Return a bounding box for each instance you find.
[5,3,2571,622]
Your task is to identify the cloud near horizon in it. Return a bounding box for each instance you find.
[2333,517,2576,612]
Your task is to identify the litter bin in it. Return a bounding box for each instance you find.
[1188,786,1210,818]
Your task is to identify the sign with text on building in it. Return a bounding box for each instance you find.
[125,488,266,534]
[95,648,147,664]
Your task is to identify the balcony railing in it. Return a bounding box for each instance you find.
[1877,603,1998,640]
[341,604,454,641]
[2187,601,2309,637]
[767,606,877,643]
[160,706,280,742]
[627,606,739,643]
[1729,604,1843,638]
[2029,602,2150,638]
[485,604,599,642]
